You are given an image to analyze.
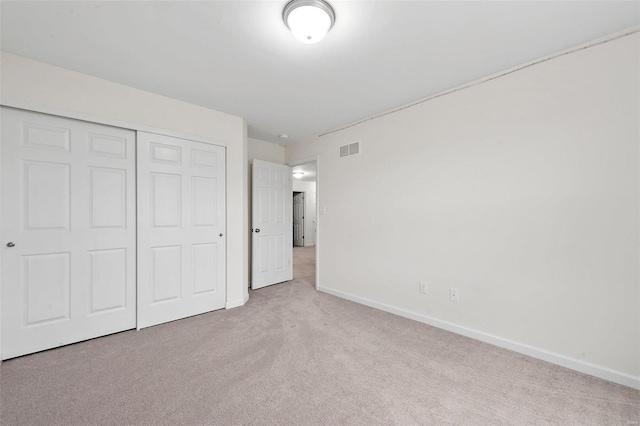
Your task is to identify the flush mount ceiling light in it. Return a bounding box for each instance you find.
[283,0,335,44]
[292,171,305,178]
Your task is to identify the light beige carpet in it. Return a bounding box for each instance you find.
[1,245,638,425]
[293,245,316,287]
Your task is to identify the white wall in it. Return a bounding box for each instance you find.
[248,138,285,165]
[0,52,249,308]
[286,33,640,384]
[293,180,317,246]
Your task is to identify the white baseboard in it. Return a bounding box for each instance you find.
[225,294,249,309]
[318,286,640,390]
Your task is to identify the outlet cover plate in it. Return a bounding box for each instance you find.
[450,288,459,302]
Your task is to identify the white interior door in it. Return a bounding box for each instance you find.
[1,107,136,359]
[293,192,305,247]
[137,132,226,329]
[252,160,292,289]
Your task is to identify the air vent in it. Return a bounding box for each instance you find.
[339,141,360,158]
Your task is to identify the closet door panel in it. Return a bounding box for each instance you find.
[137,132,226,329]
[1,107,136,360]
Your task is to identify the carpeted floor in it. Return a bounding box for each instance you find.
[293,245,316,287]
[1,245,638,425]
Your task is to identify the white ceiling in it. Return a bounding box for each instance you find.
[1,1,638,144]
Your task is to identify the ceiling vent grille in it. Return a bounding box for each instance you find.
[339,141,361,158]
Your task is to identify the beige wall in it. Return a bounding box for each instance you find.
[0,52,249,308]
[286,33,640,383]
[248,138,285,165]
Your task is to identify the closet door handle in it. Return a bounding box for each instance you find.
[219,233,223,237]
[255,228,261,233]
[6,242,15,248]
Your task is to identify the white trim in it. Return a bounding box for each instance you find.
[0,99,227,147]
[288,156,320,291]
[226,294,249,309]
[318,285,640,391]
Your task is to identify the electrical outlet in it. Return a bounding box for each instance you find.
[450,288,459,302]
[419,281,428,294]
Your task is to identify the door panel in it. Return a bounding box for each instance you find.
[137,132,226,329]
[87,133,127,158]
[193,243,218,294]
[88,248,127,313]
[23,161,70,230]
[151,246,182,303]
[252,160,292,289]
[1,107,136,360]
[22,122,70,151]
[151,173,182,227]
[89,167,127,229]
[23,252,71,325]
[192,177,218,226]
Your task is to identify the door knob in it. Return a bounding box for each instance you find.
[6,242,15,248]
[219,233,223,237]
[255,228,261,233]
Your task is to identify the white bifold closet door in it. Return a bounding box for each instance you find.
[137,132,226,329]
[0,107,136,360]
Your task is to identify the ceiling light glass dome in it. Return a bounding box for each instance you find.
[283,0,335,44]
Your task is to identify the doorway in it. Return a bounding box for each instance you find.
[291,160,317,288]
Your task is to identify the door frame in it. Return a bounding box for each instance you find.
[293,191,305,247]
[288,157,320,291]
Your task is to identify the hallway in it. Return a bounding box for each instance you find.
[293,246,315,288]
